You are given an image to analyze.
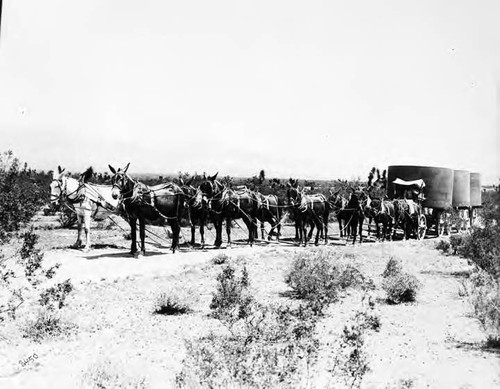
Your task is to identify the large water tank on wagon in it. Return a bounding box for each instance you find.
[470,172,482,207]
[452,170,470,208]
[387,165,454,209]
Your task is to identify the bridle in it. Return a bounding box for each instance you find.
[50,176,84,204]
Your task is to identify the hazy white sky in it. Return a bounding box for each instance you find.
[1,0,499,183]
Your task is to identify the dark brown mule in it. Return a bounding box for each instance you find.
[393,199,423,240]
[344,189,365,245]
[109,163,185,255]
[199,174,259,247]
[179,178,207,248]
[254,192,282,241]
[365,195,395,241]
[328,190,350,238]
[287,185,329,246]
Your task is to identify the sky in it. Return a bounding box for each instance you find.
[0,0,499,183]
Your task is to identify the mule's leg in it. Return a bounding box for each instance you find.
[171,221,181,253]
[226,217,232,248]
[337,217,343,238]
[214,217,223,248]
[83,210,92,252]
[190,224,196,246]
[73,214,83,248]
[200,221,205,249]
[359,219,364,244]
[129,218,138,255]
[139,219,146,256]
[324,218,328,245]
[314,220,322,246]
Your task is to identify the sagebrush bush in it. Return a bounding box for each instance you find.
[458,226,500,278]
[210,265,253,325]
[176,303,319,389]
[211,253,229,265]
[449,234,465,255]
[0,151,50,242]
[326,301,381,389]
[469,271,500,346]
[285,250,339,306]
[382,272,421,304]
[381,257,403,278]
[435,239,450,253]
[285,249,368,313]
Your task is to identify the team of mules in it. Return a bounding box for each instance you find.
[50,164,426,256]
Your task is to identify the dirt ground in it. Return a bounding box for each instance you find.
[0,214,499,389]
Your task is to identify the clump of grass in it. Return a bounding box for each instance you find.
[211,252,230,265]
[81,360,148,389]
[153,288,192,315]
[21,308,75,342]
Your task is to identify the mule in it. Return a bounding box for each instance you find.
[328,190,351,238]
[343,189,365,245]
[109,163,184,255]
[365,195,395,241]
[199,174,259,247]
[50,166,118,251]
[179,178,207,248]
[254,192,283,241]
[287,185,329,246]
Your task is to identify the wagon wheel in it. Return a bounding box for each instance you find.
[417,214,427,240]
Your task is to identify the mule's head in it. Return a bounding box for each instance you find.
[199,172,219,208]
[286,184,302,206]
[50,165,68,205]
[109,163,131,200]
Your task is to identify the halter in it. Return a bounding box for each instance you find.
[51,177,85,204]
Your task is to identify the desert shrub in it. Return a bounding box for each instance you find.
[449,234,465,255]
[211,253,229,265]
[458,227,500,278]
[285,250,339,306]
[21,308,75,342]
[0,151,50,242]
[469,270,500,346]
[435,239,450,253]
[382,272,421,304]
[153,288,192,315]
[81,360,148,389]
[285,249,369,313]
[381,257,403,278]
[176,303,320,389]
[39,279,74,310]
[210,265,253,325]
[327,300,381,389]
[58,204,77,228]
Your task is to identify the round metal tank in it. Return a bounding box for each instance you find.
[387,165,454,209]
[470,172,482,207]
[452,170,470,208]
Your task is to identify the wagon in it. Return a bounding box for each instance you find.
[390,178,428,240]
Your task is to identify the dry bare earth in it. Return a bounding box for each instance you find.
[1,215,499,389]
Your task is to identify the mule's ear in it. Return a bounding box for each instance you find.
[109,165,116,174]
[123,162,130,173]
[179,177,185,186]
[57,165,63,174]
[210,172,218,181]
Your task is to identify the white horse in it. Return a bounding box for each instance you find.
[50,166,119,251]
